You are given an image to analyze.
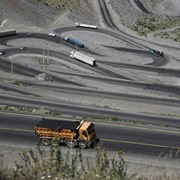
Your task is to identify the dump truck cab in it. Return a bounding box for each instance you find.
[75,120,98,149]
[79,121,95,140]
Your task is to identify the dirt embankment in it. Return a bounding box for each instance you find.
[142,0,180,17]
[0,0,97,29]
[0,0,59,28]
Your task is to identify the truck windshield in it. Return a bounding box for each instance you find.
[87,123,95,135]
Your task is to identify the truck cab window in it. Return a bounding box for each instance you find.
[87,123,95,134]
[82,131,87,137]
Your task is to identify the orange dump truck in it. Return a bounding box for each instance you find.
[35,118,99,149]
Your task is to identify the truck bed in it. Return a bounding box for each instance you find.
[36,118,81,131]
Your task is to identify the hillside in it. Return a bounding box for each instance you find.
[143,0,180,16]
[0,0,179,42]
[0,0,97,29]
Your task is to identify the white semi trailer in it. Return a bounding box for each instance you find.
[0,29,16,37]
[75,23,97,29]
[70,51,96,66]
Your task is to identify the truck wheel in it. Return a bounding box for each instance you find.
[66,141,75,148]
[41,138,50,146]
[90,142,95,148]
[78,141,87,149]
[52,139,59,146]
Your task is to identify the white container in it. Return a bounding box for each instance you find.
[70,51,96,66]
[75,23,97,29]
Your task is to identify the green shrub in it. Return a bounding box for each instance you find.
[111,117,119,121]
[130,14,180,41]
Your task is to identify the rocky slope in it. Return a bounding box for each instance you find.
[0,0,59,28]
[143,0,180,16]
[0,0,179,30]
[0,0,97,29]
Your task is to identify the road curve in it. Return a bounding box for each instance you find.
[94,1,180,51]
[133,0,151,14]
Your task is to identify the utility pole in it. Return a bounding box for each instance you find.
[108,32,110,44]
[61,36,63,45]
[26,49,28,66]
[47,49,49,64]
[43,47,45,64]
[47,42,49,63]
[11,53,14,74]
[93,33,96,48]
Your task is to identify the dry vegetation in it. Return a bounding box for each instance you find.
[0,145,179,180]
[33,0,81,10]
[0,146,127,180]
[131,14,180,40]
[154,28,180,42]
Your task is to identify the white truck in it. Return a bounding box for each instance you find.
[75,23,97,29]
[70,51,96,66]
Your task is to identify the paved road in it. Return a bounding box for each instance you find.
[133,0,151,14]
[0,112,180,158]
[0,94,180,127]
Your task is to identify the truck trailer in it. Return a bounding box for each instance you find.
[0,29,16,38]
[70,51,96,66]
[35,118,99,149]
[75,23,98,29]
[64,36,84,48]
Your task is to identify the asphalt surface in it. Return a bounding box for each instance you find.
[0,94,180,127]
[0,112,180,158]
[134,0,151,14]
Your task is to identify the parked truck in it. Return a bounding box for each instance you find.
[149,48,163,57]
[35,118,99,149]
[75,23,98,29]
[0,29,16,38]
[70,51,96,66]
[64,36,84,48]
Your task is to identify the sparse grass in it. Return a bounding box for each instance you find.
[131,14,180,41]
[0,105,51,114]
[111,117,119,121]
[32,0,81,11]
[12,81,22,86]
[151,0,162,8]
[52,112,60,116]
[91,117,110,121]
[39,58,51,65]
[154,28,180,42]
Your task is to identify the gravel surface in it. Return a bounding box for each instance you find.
[109,0,145,26]
[0,0,59,29]
[142,0,180,16]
